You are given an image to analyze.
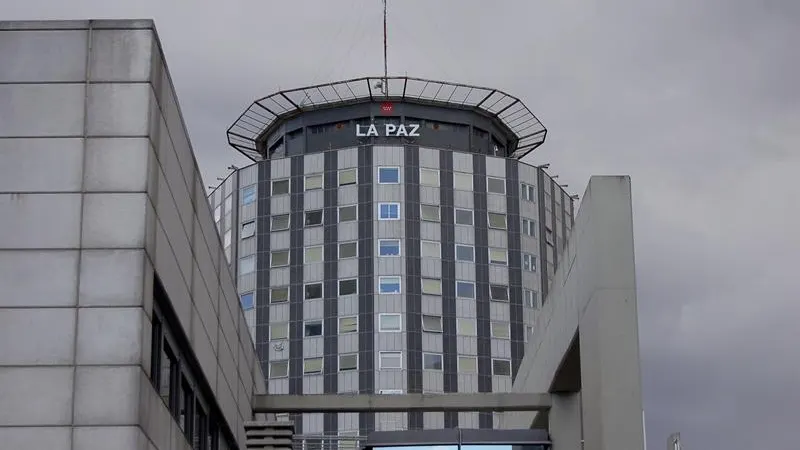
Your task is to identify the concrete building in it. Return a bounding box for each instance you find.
[0,20,265,450]
[208,78,577,436]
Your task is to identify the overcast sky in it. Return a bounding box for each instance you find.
[4,0,798,448]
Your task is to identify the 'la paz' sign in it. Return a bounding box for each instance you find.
[355,123,421,137]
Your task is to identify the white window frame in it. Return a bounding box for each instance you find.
[486,177,506,194]
[489,248,508,266]
[420,240,442,259]
[338,353,359,371]
[304,174,324,191]
[453,172,473,191]
[420,204,441,222]
[523,289,538,308]
[523,253,537,272]
[377,202,401,220]
[241,220,256,239]
[339,241,358,259]
[270,323,289,341]
[491,321,511,339]
[303,319,323,338]
[378,239,402,257]
[379,351,403,369]
[338,204,358,222]
[378,313,402,332]
[269,360,289,378]
[304,209,324,227]
[271,179,290,196]
[455,244,475,263]
[421,278,442,296]
[521,182,536,202]
[338,168,358,186]
[303,357,323,374]
[492,358,512,376]
[271,214,290,231]
[338,278,359,296]
[304,282,323,300]
[458,355,478,373]
[419,167,440,186]
[422,352,444,371]
[270,286,289,304]
[521,218,536,237]
[421,314,443,333]
[338,315,359,334]
[487,212,508,230]
[223,229,232,248]
[490,284,510,302]
[457,318,477,336]
[241,185,256,205]
[378,166,401,184]
[455,280,476,299]
[454,208,474,226]
[269,251,289,268]
[304,245,324,264]
[378,276,402,294]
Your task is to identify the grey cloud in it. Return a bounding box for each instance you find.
[2,0,798,448]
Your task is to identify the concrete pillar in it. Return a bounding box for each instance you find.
[549,393,582,450]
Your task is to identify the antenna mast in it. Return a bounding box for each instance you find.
[382,0,388,96]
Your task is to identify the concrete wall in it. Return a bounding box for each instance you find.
[0,19,265,450]
[501,176,644,450]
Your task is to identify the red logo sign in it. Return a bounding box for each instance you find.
[380,102,393,114]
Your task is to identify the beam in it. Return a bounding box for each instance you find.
[252,393,552,413]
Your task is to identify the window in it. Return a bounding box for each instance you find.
[270,323,288,340]
[492,358,512,376]
[269,360,289,378]
[270,251,289,267]
[339,168,357,186]
[378,203,400,220]
[338,316,358,334]
[305,174,323,191]
[526,325,534,343]
[272,179,290,195]
[490,284,509,302]
[378,389,404,395]
[223,230,231,248]
[339,353,358,371]
[489,248,508,265]
[487,177,506,194]
[379,351,403,369]
[378,167,400,184]
[271,214,290,231]
[240,292,254,310]
[339,241,358,259]
[457,318,476,336]
[304,357,323,374]
[455,208,474,226]
[521,183,535,202]
[223,195,232,212]
[453,172,473,191]
[378,239,401,257]
[420,168,439,186]
[304,283,323,300]
[213,205,221,222]
[304,320,323,337]
[270,287,289,303]
[379,313,402,332]
[378,276,401,294]
[456,245,475,262]
[420,204,441,222]
[422,315,443,333]
[456,281,475,299]
[338,204,358,222]
[241,185,256,205]
[421,241,441,258]
[304,246,323,263]
[240,255,255,274]
[339,278,358,296]
[305,210,323,227]
[521,218,536,237]
[421,278,442,295]
[458,356,478,373]
[158,340,176,408]
[545,227,554,245]
[523,253,537,272]
[491,322,511,339]
[488,213,508,229]
[241,221,256,239]
[423,353,443,371]
[524,289,538,308]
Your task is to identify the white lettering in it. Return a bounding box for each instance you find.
[395,125,409,137]
[385,124,397,136]
[407,124,420,137]
[355,122,421,137]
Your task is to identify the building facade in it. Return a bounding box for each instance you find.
[209,78,576,437]
[0,20,265,450]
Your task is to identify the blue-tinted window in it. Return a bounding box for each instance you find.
[379,239,401,256]
[378,167,400,183]
[456,281,475,299]
[241,185,256,205]
[379,276,402,294]
[240,292,254,310]
[378,203,400,220]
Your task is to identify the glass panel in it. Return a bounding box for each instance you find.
[422,315,442,332]
[456,245,474,262]
[379,277,401,294]
[339,353,358,371]
[378,167,400,183]
[379,239,401,256]
[488,213,507,229]
[338,316,358,333]
[304,246,323,263]
[305,283,323,299]
[241,221,256,238]
[339,168,357,186]
[271,214,290,231]
[380,352,402,369]
[270,323,288,340]
[453,172,473,190]
[421,278,442,295]
[458,356,477,372]
[421,241,441,258]
[492,359,512,376]
[487,177,506,194]
[304,357,323,374]
[241,185,256,205]
[379,314,401,331]
[305,174,323,190]
[378,203,400,219]
[304,321,323,337]
[240,292,254,310]
[240,255,256,273]
[457,318,476,336]
[339,205,358,222]
[455,208,474,225]
[422,353,443,370]
[339,279,358,296]
[456,281,475,298]
[420,204,441,222]
[490,285,509,301]
[491,322,510,339]
[339,242,358,259]
[489,248,508,265]
[305,210,323,226]
[420,168,439,186]
[272,179,290,195]
[270,287,289,303]
[270,251,289,267]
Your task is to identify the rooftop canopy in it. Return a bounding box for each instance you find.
[227,76,546,161]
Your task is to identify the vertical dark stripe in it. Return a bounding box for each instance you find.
[551,179,558,271]
[358,146,375,436]
[561,190,568,253]
[323,150,339,437]
[255,160,272,384]
[440,150,459,429]
[289,156,304,433]
[506,160,524,380]
[230,173,240,278]
[472,154,492,430]
[404,145,424,430]
[536,169,549,302]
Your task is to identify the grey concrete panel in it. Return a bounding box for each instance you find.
[82,193,148,248]
[0,30,87,82]
[0,138,84,192]
[0,308,75,365]
[0,250,78,307]
[0,367,74,426]
[78,249,145,307]
[76,307,143,365]
[89,29,153,82]
[84,137,150,192]
[73,365,141,425]
[0,427,71,450]
[86,83,152,137]
[0,193,81,249]
[0,84,85,137]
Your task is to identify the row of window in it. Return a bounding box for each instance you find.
[251,245,538,271]
[269,314,515,340]
[268,353,514,378]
